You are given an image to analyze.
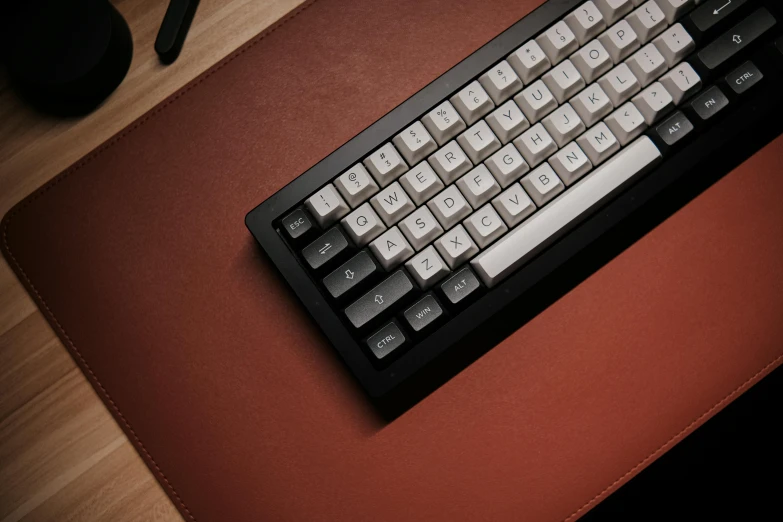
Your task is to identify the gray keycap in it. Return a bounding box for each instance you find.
[403,295,444,332]
[302,227,350,270]
[323,251,379,299]
[440,267,482,305]
[655,111,693,146]
[345,270,415,329]
[690,86,729,121]
[367,322,407,359]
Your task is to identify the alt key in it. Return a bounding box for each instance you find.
[656,111,694,147]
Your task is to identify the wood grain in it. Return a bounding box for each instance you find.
[0,0,303,520]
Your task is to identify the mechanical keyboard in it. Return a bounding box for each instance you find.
[246,0,783,404]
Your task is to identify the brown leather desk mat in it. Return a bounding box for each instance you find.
[3,0,783,520]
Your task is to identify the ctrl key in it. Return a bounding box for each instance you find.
[367,321,407,360]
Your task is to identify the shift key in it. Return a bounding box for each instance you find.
[697,8,776,71]
[345,270,415,329]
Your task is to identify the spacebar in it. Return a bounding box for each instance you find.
[471,137,662,288]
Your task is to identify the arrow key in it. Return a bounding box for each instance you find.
[302,227,351,271]
[323,250,381,301]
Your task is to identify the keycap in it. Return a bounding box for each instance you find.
[398,161,444,206]
[542,59,586,103]
[536,21,580,64]
[696,8,777,71]
[652,23,695,67]
[367,321,406,359]
[514,123,559,167]
[626,43,668,87]
[281,207,313,241]
[370,181,415,226]
[464,204,509,248]
[542,103,587,147]
[690,85,729,121]
[594,0,634,25]
[521,163,565,206]
[305,184,350,227]
[478,60,524,104]
[345,270,415,329]
[485,100,530,143]
[485,143,530,188]
[393,121,438,166]
[450,80,495,125]
[570,39,614,83]
[398,206,444,251]
[570,83,614,127]
[440,266,482,305]
[456,164,501,208]
[514,80,559,123]
[428,185,473,229]
[577,122,621,164]
[598,63,641,105]
[656,0,694,24]
[303,226,350,270]
[726,61,762,95]
[403,294,445,332]
[631,81,674,124]
[659,62,701,104]
[323,250,380,300]
[605,102,647,145]
[368,226,415,270]
[690,0,747,33]
[471,137,661,287]
[598,20,641,62]
[457,120,501,164]
[421,101,467,145]
[492,183,537,227]
[335,164,380,209]
[363,143,409,187]
[341,202,386,247]
[434,224,479,269]
[428,141,473,184]
[404,246,450,289]
[548,141,593,185]
[626,1,668,43]
[507,40,552,83]
[565,1,607,45]
[655,110,694,146]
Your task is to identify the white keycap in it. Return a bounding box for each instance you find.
[370,181,415,226]
[514,80,558,123]
[369,226,414,271]
[565,2,607,44]
[626,1,668,43]
[659,62,701,105]
[485,143,530,188]
[521,163,565,206]
[486,100,530,143]
[393,121,437,166]
[335,164,379,208]
[542,103,587,147]
[428,140,473,184]
[576,122,621,165]
[605,102,647,145]
[450,80,495,125]
[464,204,509,249]
[434,224,479,269]
[513,123,559,167]
[594,0,634,25]
[570,82,614,127]
[427,185,472,229]
[598,63,641,105]
[422,101,467,145]
[398,206,444,251]
[398,161,444,206]
[542,60,586,103]
[548,141,593,185]
[340,202,386,247]
[536,21,580,65]
[456,164,501,208]
[305,184,350,227]
[656,0,693,24]
[626,43,668,87]
[631,81,674,124]
[507,40,552,83]
[652,23,695,67]
[491,183,536,227]
[479,60,524,104]
[570,39,614,84]
[456,120,501,164]
[598,20,640,62]
[405,245,450,289]
[363,143,408,187]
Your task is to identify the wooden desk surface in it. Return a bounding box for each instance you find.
[0,1,302,519]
